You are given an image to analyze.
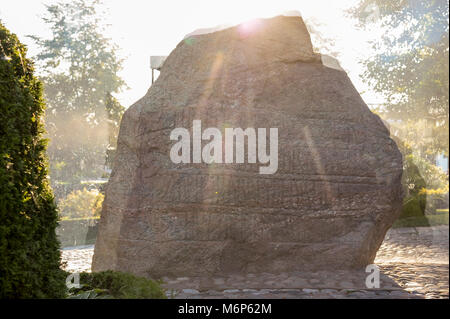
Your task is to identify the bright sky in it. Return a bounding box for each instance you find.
[0,0,385,108]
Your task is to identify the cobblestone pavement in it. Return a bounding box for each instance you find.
[61,244,94,274]
[374,225,448,299]
[61,226,449,299]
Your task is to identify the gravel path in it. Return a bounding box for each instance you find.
[61,226,449,299]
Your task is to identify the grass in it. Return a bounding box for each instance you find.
[392,211,449,228]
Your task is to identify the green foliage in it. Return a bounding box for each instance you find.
[408,154,448,193]
[350,0,449,157]
[59,188,104,219]
[352,1,449,226]
[69,271,166,299]
[29,0,126,187]
[0,22,66,298]
[393,211,449,228]
[398,138,449,196]
[401,197,427,219]
[68,288,112,299]
[394,135,449,219]
[400,154,427,217]
[56,217,98,247]
[30,0,126,117]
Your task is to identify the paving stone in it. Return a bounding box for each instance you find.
[61,225,449,299]
[303,288,319,293]
[223,289,240,293]
[182,289,200,294]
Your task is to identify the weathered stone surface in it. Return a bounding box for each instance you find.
[92,15,403,278]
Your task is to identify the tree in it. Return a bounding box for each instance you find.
[0,22,66,298]
[59,188,104,219]
[393,134,448,217]
[30,0,126,186]
[349,0,449,157]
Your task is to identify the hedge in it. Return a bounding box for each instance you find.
[0,22,66,298]
[57,218,99,248]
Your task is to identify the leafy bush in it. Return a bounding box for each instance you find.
[69,271,166,299]
[406,154,449,192]
[398,154,427,219]
[397,148,449,220]
[58,188,104,219]
[393,211,449,228]
[56,218,99,247]
[400,197,429,226]
[0,22,66,298]
[68,288,112,299]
